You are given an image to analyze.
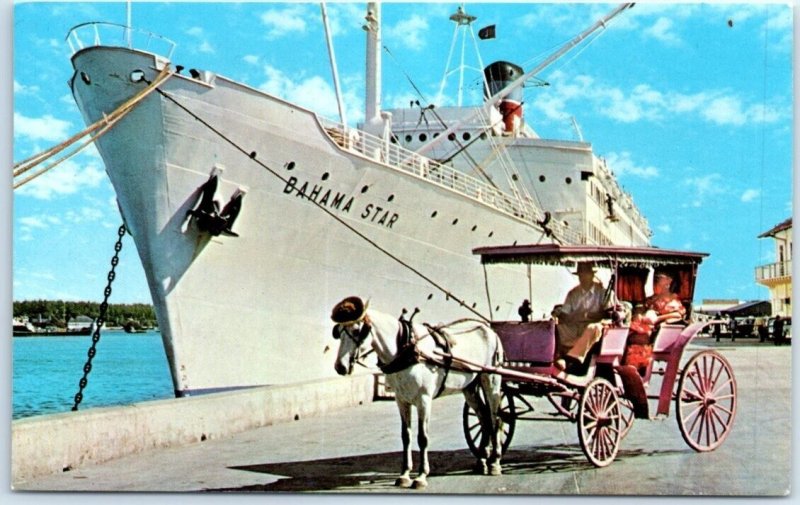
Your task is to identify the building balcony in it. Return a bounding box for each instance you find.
[755,261,792,284]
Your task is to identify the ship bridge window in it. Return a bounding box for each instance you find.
[81,71,92,85]
[129,70,145,83]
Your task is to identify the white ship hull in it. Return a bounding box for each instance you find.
[71,46,581,394]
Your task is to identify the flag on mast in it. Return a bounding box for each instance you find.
[478,24,496,40]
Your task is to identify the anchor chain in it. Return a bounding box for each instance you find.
[71,224,127,411]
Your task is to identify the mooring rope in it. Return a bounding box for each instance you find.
[147,80,492,323]
[13,66,173,188]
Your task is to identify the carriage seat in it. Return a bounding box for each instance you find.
[491,320,556,367]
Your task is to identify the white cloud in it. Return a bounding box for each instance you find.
[656,224,672,234]
[14,112,72,143]
[681,173,726,208]
[14,80,40,96]
[533,71,788,127]
[740,189,760,203]
[385,15,430,51]
[605,151,659,179]
[644,17,681,45]
[15,158,106,200]
[260,5,309,39]
[702,96,746,126]
[243,55,260,65]
[257,65,362,124]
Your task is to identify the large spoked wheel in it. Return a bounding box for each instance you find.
[618,397,636,439]
[463,387,516,457]
[676,350,737,452]
[577,378,623,467]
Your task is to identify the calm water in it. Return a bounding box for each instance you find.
[12,330,174,419]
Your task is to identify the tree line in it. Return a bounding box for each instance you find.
[13,299,157,328]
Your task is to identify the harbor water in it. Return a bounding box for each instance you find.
[12,330,174,419]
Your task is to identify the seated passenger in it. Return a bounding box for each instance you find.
[553,262,614,373]
[624,272,686,374]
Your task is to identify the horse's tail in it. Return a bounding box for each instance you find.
[490,326,505,368]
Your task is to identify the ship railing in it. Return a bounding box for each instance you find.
[320,118,585,244]
[321,120,538,217]
[66,22,176,60]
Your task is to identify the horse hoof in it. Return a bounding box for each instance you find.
[489,463,503,476]
[412,478,428,490]
[395,476,413,488]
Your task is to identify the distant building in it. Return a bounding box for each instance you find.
[695,299,742,316]
[68,315,94,331]
[756,217,792,317]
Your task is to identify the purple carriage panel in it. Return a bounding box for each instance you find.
[597,326,629,363]
[491,320,556,365]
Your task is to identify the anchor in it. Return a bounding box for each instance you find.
[186,173,244,237]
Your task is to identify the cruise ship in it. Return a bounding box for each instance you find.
[65,2,650,396]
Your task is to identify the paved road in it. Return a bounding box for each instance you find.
[13,338,793,496]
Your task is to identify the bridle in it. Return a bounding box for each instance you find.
[333,319,374,372]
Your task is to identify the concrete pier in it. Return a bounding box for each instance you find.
[11,338,794,495]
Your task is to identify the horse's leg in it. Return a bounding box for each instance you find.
[395,400,414,488]
[412,395,432,489]
[462,381,489,475]
[481,373,504,476]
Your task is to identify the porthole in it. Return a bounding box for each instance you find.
[433,132,439,138]
[285,161,296,170]
[427,294,434,300]
[81,71,92,85]
[471,225,477,232]
[512,174,519,181]
[565,177,572,184]
[462,132,471,141]
[452,218,458,225]
[390,134,399,144]
[361,185,369,194]
[321,172,330,181]
[431,210,438,218]
[405,135,412,143]
[488,231,494,237]
[480,132,487,140]
[388,194,395,202]
[448,133,456,141]
[419,133,427,142]
[539,175,546,182]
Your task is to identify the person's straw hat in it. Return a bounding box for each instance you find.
[331,296,368,324]
[573,262,597,275]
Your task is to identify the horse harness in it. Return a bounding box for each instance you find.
[377,309,454,399]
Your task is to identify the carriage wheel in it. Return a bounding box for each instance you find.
[577,378,623,467]
[463,387,516,458]
[618,398,636,439]
[676,350,737,452]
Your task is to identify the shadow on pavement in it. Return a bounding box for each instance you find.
[211,443,689,492]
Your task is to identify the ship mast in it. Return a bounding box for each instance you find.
[416,2,635,156]
[363,2,381,129]
[437,5,486,107]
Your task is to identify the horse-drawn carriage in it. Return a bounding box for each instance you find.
[463,243,737,467]
[330,243,737,487]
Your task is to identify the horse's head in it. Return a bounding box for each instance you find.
[330,296,373,375]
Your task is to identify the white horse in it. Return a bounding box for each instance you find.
[331,296,505,489]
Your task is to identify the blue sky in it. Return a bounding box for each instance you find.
[9,1,794,306]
